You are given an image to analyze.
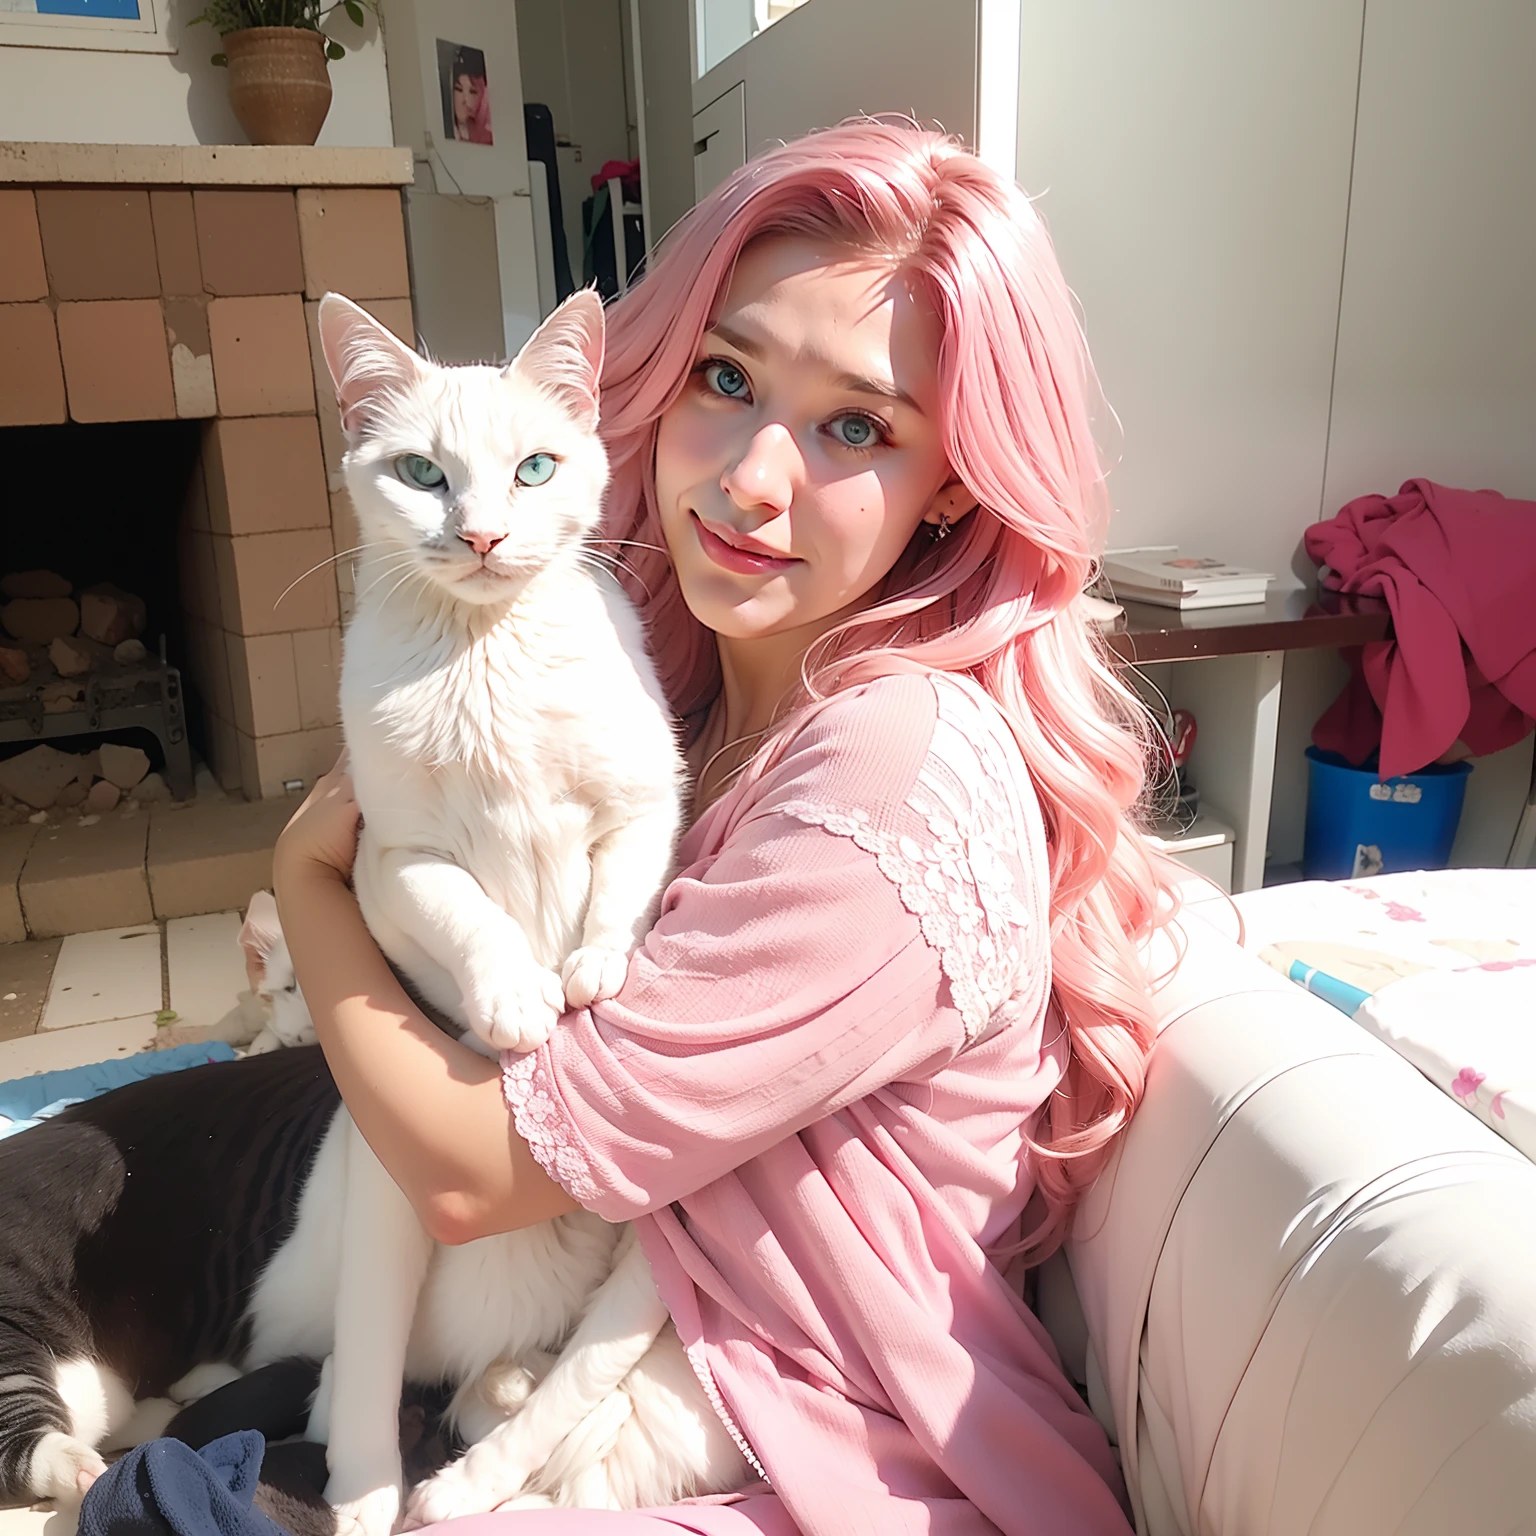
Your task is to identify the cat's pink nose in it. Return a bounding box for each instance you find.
[459,530,507,556]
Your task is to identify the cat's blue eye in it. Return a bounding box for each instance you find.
[703,360,750,400]
[395,454,446,490]
[515,453,556,487]
[828,413,883,449]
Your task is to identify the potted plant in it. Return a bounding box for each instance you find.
[192,0,375,147]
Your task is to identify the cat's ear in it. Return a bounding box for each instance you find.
[240,890,283,989]
[509,288,605,430]
[317,292,426,440]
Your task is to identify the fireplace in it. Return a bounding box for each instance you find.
[0,144,414,808]
[1,419,202,805]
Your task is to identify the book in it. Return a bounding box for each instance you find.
[1111,583,1269,611]
[1104,547,1272,594]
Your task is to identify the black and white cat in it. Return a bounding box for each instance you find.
[0,1046,340,1514]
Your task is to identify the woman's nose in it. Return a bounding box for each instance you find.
[720,423,800,517]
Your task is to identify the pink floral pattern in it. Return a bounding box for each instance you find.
[1452,1067,1486,1100]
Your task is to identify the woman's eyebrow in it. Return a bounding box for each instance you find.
[707,323,922,415]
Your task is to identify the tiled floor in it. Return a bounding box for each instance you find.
[0,911,248,1083]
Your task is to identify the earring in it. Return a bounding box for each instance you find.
[932,512,951,541]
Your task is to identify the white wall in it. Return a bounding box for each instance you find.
[0,8,392,146]
[402,187,505,363]
[1320,0,1536,513]
[634,0,695,252]
[1015,0,1364,581]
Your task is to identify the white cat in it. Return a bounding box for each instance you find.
[148,891,316,1056]
[306,291,748,1535]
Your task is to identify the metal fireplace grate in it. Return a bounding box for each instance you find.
[0,638,194,800]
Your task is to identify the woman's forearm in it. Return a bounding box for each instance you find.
[273,857,577,1243]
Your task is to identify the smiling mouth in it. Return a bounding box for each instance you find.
[691,513,801,576]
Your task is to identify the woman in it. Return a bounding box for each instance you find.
[275,120,1173,1535]
[450,48,493,145]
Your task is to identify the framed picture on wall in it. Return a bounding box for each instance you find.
[436,38,493,145]
[0,0,174,53]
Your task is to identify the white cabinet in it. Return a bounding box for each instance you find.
[692,83,746,203]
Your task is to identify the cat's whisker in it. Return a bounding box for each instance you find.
[586,538,670,558]
[377,565,430,616]
[357,555,426,602]
[273,543,396,611]
[332,540,391,562]
[578,551,653,601]
[273,563,337,610]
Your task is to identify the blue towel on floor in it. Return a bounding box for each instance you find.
[79,1431,288,1536]
[0,1042,237,1138]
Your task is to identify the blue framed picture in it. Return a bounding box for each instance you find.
[29,1,143,16]
[0,0,169,53]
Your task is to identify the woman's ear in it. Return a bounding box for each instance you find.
[921,479,980,530]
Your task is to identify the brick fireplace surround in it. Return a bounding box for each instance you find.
[0,141,414,801]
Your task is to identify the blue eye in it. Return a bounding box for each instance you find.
[515,453,556,487]
[828,414,883,449]
[396,454,446,490]
[703,360,750,400]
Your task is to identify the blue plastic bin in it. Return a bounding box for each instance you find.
[1302,747,1472,880]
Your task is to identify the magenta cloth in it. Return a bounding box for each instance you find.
[591,158,642,203]
[1305,478,1536,776]
[501,674,1131,1536]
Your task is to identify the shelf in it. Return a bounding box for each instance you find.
[0,143,414,188]
[1104,587,1391,664]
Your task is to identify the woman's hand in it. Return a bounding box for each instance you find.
[274,752,361,887]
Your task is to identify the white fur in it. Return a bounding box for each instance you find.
[26,1361,130,1514]
[166,1362,245,1406]
[301,292,745,1534]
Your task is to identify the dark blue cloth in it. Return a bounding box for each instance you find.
[79,1431,289,1536]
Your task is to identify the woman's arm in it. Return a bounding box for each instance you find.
[272,769,577,1245]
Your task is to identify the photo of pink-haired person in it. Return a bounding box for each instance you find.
[436,39,493,145]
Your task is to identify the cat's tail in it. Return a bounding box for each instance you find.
[0,1332,113,1509]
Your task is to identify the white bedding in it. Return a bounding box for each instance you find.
[1232,869,1536,1161]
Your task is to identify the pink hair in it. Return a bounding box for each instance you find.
[598,120,1176,1257]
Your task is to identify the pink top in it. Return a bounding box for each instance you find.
[503,672,1131,1536]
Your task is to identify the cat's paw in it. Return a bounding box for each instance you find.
[464,963,565,1054]
[29,1431,107,1506]
[243,1027,283,1056]
[401,1451,524,1530]
[561,946,630,1008]
[327,1477,401,1536]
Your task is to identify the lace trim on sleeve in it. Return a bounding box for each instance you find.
[778,676,1041,1043]
[502,1047,604,1206]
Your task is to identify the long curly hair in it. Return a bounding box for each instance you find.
[596,119,1175,1256]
